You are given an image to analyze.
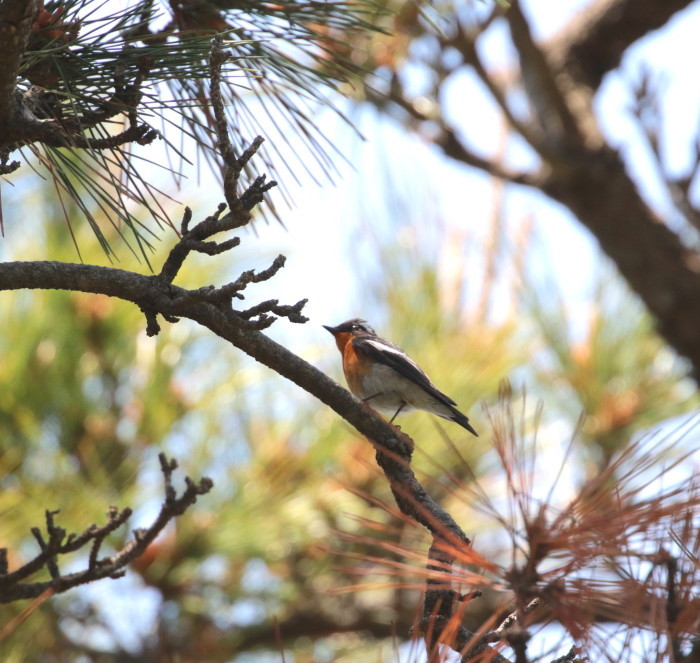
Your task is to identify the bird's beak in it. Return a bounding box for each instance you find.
[323,324,337,335]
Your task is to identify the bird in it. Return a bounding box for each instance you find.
[323,318,478,436]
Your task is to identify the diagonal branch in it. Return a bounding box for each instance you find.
[443,21,543,153]
[366,75,542,187]
[0,36,504,658]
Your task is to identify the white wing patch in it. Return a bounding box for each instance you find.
[363,338,424,373]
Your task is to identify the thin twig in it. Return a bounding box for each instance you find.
[551,645,584,663]
[486,597,542,643]
[0,455,212,604]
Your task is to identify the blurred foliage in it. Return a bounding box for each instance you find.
[527,278,698,471]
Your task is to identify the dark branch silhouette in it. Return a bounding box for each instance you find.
[0,454,212,603]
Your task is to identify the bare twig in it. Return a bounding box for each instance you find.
[0,454,212,604]
[209,36,270,208]
[158,204,248,284]
[485,598,542,644]
[157,42,279,295]
[237,298,309,324]
[209,36,238,202]
[153,117,301,331]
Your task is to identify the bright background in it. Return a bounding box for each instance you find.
[1,1,699,661]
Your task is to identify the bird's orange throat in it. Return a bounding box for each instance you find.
[332,331,353,354]
[332,331,370,395]
[340,336,369,395]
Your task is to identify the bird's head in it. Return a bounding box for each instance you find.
[323,319,376,337]
[323,319,376,352]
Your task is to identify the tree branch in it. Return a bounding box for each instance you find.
[549,0,697,90]
[438,127,543,187]
[0,35,507,658]
[0,454,212,603]
[0,260,434,518]
[401,3,700,381]
[443,24,544,154]
[368,73,542,187]
[416,539,512,663]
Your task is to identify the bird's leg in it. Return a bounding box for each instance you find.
[389,402,406,424]
[362,393,382,404]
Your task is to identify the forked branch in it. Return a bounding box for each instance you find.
[0,454,212,604]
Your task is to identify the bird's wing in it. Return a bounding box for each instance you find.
[351,336,458,407]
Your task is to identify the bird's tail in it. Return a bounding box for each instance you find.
[449,408,478,437]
